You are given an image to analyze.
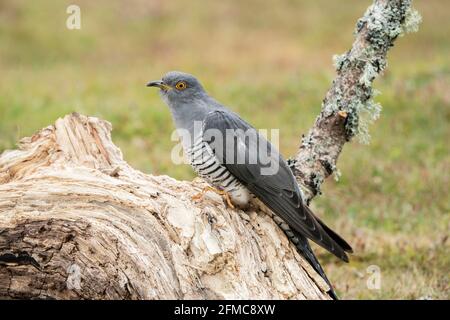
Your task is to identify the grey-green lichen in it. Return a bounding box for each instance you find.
[332,53,347,71]
[295,1,421,198]
[359,62,378,88]
[355,99,382,144]
[333,169,342,182]
[402,7,422,34]
[329,0,421,144]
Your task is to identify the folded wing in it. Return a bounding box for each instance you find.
[202,110,352,261]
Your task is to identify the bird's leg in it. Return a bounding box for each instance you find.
[192,186,235,209]
[216,189,236,209]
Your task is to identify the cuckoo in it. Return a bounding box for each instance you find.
[147,71,352,299]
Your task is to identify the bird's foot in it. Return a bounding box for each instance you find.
[191,186,235,209]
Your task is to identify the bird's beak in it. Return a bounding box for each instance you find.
[146,80,171,91]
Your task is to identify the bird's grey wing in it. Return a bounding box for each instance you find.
[202,110,351,261]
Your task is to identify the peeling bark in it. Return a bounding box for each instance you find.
[0,0,419,300]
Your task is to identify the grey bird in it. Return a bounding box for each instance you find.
[147,71,352,299]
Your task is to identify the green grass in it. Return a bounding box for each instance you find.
[0,0,448,299]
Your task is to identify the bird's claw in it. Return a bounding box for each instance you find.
[191,186,235,209]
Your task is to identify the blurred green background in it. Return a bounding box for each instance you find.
[0,0,448,299]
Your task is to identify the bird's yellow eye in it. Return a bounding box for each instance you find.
[175,81,187,90]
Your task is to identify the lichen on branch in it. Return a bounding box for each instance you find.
[293,0,421,199]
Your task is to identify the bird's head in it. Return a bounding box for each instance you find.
[147,71,206,107]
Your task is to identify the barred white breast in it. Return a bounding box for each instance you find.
[186,133,251,208]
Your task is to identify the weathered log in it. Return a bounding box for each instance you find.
[0,113,329,299]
